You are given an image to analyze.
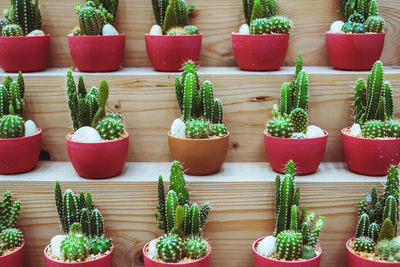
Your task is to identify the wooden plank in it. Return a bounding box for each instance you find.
[0,161,394,267]
[1,66,399,162]
[0,0,398,67]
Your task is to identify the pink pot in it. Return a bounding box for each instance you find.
[68,34,125,72]
[326,32,385,71]
[0,129,42,174]
[263,130,328,175]
[44,244,113,267]
[143,241,211,267]
[232,33,289,71]
[253,237,322,267]
[0,241,24,267]
[341,128,400,176]
[66,133,129,178]
[0,35,50,72]
[145,34,202,72]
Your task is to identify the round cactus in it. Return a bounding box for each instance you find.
[376,239,396,261]
[89,236,112,255]
[302,245,316,260]
[366,16,385,33]
[342,22,354,33]
[354,236,375,253]
[183,25,199,35]
[352,23,366,33]
[289,108,309,133]
[348,12,365,23]
[185,119,210,139]
[61,233,89,261]
[105,113,122,121]
[167,27,187,36]
[96,117,125,140]
[0,115,24,139]
[184,236,208,260]
[362,120,385,138]
[1,24,23,37]
[270,16,292,34]
[267,117,294,138]
[0,18,9,32]
[210,124,227,137]
[385,119,400,138]
[156,233,184,263]
[250,18,272,34]
[0,228,23,249]
[275,230,303,260]
[78,4,102,36]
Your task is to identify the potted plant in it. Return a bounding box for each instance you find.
[146,0,201,71]
[341,61,400,175]
[346,165,400,266]
[0,72,42,174]
[0,191,24,267]
[143,161,211,266]
[264,54,328,175]
[44,181,113,266]
[253,161,325,267]
[65,70,129,178]
[326,0,385,70]
[232,0,291,71]
[0,0,49,72]
[168,61,229,175]
[68,0,125,72]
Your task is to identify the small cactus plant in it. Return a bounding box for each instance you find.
[2,0,42,36]
[1,24,23,36]
[0,109,24,139]
[250,18,272,34]
[353,236,375,253]
[60,223,90,261]
[96,117,125,140]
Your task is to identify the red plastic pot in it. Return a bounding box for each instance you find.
[326,32,385,71]
[0,241,24,267]
[143,241,211,267]
[0,35,50,72]
[68,34,125,72]
[66,133,129,178]
[264,130,328,175]
[0,129,42,174]
[44,244,113,267]
[341,128,400,176]
[145,34,202,72]
[253,237,322,267]
[232,33,289,71]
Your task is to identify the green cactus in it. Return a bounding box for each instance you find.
[185,119,210,139]
[96,117,124,140]
[289,108,309,133]
[0,192,21,233]
[267,116,294,138]
[1,24,23,36]
[275,230,303,260]
[61,223,90,261]
[183,25,198,35]
[78,2,102,36]
[160,0,192,34]
[0,18,9,32]
[302,245,316,260]
[349,11,365,23]
[342,21,355,33]
[166,26,186,35]
[3,0,42,35]
[250,18,272,34]
[354,236,375,253]
[269,16,291,34]
[202,80,214,121]
[368,0,378,17]
[385,119,400,138]
[368,222,380,242]
[213,99,223,124]
[293,70,310,111]
[0,228,23,249]
[211,124,227,137]
[89,236,112,254]
[356,213,370,237]
[362,120,385,138]
[375,238,400,262]
[243,0,276,25]
[366,16,384,33]
[279,83,293,116]
[352,22,366,33]
[156,233,184,263]
[185,236,208,259]
[0,113,24,139]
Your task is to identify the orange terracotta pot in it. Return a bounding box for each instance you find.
[168,133,229,175]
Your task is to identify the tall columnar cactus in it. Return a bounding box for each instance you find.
[243,0,277,25]
[0,192,21,233]
[0,73,25,118]
[3,0,42,35]
[90,0,119,24]
[155,0,194,34]
[78,2,102,36]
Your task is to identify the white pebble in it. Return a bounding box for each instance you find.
[50,235,66,259]
[148,239,159,259]
[27,30,45,36]
[330,21,345,33]
[257,236,276,256]
[149,24,163,36]
[24,120,37,137]
[291,132,307,139]
[72,126,101,143]
[349,123,362,137]
[239,23,250,34]
[306,125,325,138]
[102,24,119,36]
[170,118,186,138]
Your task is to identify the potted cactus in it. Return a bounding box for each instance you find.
[0,0,49,72]
[143,161,211,266]
[346,165,400,266]
[326,0,385,70]
[68,0,125,72]
[168,61,229,175]
[0,191,24,267]
[264,54,328,175]
[44,181,113,266]
[341,61,400,175]
[0,72,42,174]
[65,70,129,178]
[253,161,325,267]
[146,0,201,71]
[232,0,291,71]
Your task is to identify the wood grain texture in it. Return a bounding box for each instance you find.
[0,161,396,267]
[1,66,399,162]
[0,0,398,67]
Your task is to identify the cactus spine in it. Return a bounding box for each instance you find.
[3,0,42,35]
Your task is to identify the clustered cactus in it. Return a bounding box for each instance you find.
[242,0,291,34]
[151,0,198,35]
[1,0,42,36]
[339,0,384,33]
[266,54,311,138]
[154,161,210,262]
[174,60,228,139]
[351,165,400,262]
[0,191,23,256]
[66,70,125,141]
[270,161,325,260]
[53,181,112,261]
[352,61,400,139]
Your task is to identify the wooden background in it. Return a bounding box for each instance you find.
[0,0,399,67]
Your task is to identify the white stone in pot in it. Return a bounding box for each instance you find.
[171,118,186,138]
[24,120,37,137]
[257,235,276,256]
[349,123,362,137]
[103,24,119,36]
[72,126,101,143]
[149,24,163,36]
[27,29,45,36]
[330,21,344,33]
[239,23,250,34]
[148,238,159,259]
[306,125,325,138]
[291,132,307,139]
[50,235,66,259]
